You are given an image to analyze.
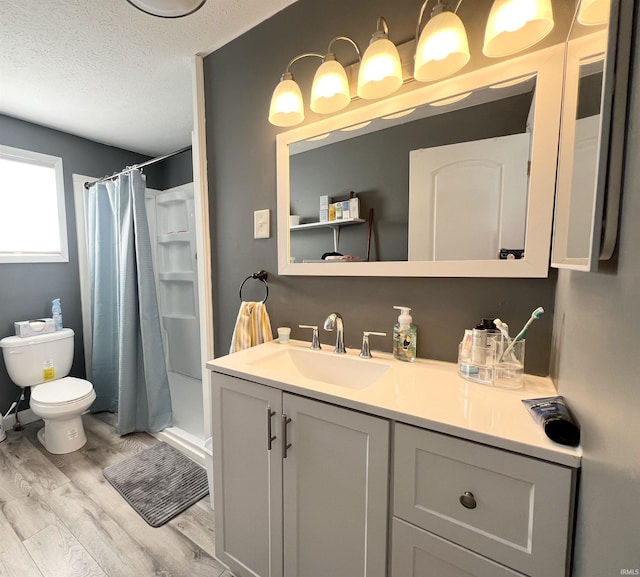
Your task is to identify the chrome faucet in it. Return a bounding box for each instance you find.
[323,312,346,354]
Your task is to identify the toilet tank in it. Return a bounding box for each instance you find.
[0,328,75,387]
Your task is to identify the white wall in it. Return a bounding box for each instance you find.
[552,14,640,575]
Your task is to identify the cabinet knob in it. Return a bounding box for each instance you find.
[459,491,477,509]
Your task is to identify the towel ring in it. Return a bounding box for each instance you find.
[239,271,269,303]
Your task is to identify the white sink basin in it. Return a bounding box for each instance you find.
[249,347,390,390]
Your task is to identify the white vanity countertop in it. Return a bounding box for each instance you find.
[206,340,581,468]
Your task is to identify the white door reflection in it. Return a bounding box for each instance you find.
[408,133,531,261]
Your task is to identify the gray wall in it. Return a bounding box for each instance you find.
[0,115,188,415]
[203,0,556,373]
[0,114,151,414]
[551,9,640,575]
[145,148,193,189]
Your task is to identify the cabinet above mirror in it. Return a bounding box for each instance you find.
[277,46,564,277]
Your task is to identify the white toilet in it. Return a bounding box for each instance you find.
[0,328,96,454]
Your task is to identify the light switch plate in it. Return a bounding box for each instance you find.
[254,209,270,239]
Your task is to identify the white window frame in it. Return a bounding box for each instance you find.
[0,144,69,263]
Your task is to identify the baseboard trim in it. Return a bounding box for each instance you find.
[3,408,40,429]
[152,427,206,467]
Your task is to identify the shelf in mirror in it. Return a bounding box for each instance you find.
[290,218,366,253]
[289,218,365,231]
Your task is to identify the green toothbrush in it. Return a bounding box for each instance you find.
[499,307,544,362]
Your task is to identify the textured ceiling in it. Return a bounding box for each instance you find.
[0,0,298,156]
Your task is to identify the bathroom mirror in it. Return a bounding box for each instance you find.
[551,0,634,270]
[277,46,564,277]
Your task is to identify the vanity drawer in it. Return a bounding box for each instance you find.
[391,517,526,577]
[393,424,575,577]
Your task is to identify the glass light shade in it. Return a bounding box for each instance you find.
[483,0,554,57]
[414,11,470,82]
[126,0,206,18]
[357,37,403,100]
[268,77,304,127]
[310,59,350,114]
[577,0,611,25]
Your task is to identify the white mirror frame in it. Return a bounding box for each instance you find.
[551,31,606,270]
[277,44,564,277]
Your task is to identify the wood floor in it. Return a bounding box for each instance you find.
[0,413,231,577]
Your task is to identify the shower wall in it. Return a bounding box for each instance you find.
[146,182,204,440]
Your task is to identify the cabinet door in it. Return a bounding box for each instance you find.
[391,518,526,577]
[282,393,389,577]
[212,373,283,577]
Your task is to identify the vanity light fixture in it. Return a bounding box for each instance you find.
[125,0,206,18]
[577,0,611,25]
[269,53,323,127]
[310,37,362,114]
[483,0,554,57]
[414,0,470,82]
[357,17,403,100]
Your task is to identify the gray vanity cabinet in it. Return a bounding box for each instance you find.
[391,424,576,577]
[211,373,390,577]
[392,517,527,577]
[212,374,283,577]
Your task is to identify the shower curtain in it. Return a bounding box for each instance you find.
[87,169,172,435]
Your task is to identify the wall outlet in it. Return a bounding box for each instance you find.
[254,209,270,239]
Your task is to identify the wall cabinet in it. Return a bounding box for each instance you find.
[211,373,390,577]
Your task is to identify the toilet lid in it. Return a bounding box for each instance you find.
[31,377,94,405]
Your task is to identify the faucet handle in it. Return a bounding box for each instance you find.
[298,325,321,350]
[360,331,387,359]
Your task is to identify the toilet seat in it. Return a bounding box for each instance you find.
[31,377,94,406]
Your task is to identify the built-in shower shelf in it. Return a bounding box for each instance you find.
[158,232,191,244]
[159,272,194,282]
[156,190,191,205]
[162,313,197,321]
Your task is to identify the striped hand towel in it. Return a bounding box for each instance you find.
[229,301,274,353]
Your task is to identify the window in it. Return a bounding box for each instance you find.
[0,145,68,263]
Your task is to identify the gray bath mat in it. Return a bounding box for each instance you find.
[103,442,208,527]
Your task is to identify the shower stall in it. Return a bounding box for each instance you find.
[73,147,209,465]
[145,183,205,443]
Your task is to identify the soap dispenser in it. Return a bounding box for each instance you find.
[393,306,417,362]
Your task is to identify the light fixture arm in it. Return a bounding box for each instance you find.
[326,36,362,62]
[284,52,324,75]
[375,16,391,39]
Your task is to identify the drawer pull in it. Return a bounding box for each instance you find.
[459,491,477,509]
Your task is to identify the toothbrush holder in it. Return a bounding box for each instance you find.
[458,334,525,389]
[494,338,525,389]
